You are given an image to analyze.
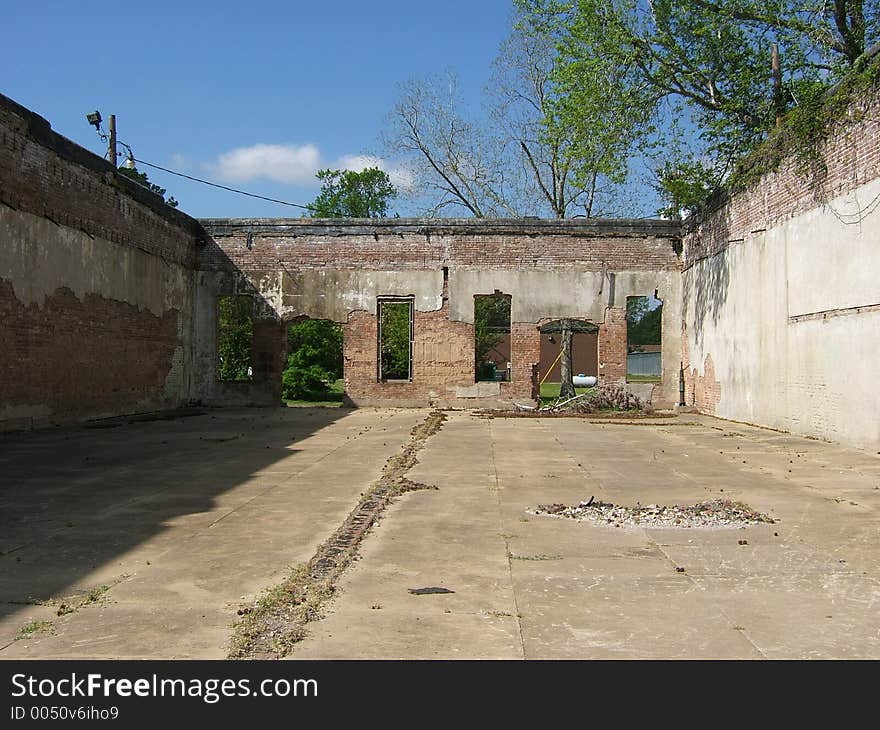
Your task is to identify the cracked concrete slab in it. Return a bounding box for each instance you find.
[1,408,878,659]
[290,411,880,660]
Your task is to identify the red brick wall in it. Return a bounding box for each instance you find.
[598,307,627,383]
[200,221,680,407]
[342,307,539,406]
[199,226,681,275]
[344,301,477,406]
[508,323,540,400]
[0,281,181,423]
[683,80,880,267]
[0,94,202,428]
[0,95,202,268]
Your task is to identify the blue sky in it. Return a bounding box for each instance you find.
[3,0,516,218]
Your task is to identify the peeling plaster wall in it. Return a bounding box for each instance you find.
[281,269,443,321]
[682,93,880,450]
[0,93,201,429]
[449,268,682,407]
[197,220,682,408]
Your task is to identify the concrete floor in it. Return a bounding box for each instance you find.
[1,408,878,659]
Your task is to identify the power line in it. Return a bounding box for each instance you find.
[132,158,316,211]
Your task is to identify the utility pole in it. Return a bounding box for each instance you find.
[771,43,783,129]
[108,114,118,168]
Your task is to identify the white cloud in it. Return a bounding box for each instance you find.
[336,154,415,191]
[211,143,321,184]
[207,144,415,191]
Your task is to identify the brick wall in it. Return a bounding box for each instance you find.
[199,221,681,275]
[0,93,203,429]
[508,323,540,400]
[680,66,880,450]
[0,281,181,424]
[0,94,202,268]
[198,219,681,408]
[598,307,627,383]
[683,78,880,267]
[343,300,477,406]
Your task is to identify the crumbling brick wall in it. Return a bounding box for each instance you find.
[598,307,627,383]
[198,220,682,408]
[0,93,203,430]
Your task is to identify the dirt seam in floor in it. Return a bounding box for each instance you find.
[227,410,447,660]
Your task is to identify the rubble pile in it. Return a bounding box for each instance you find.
[566,384,645,413]
[533,497,775,529]
[516,384,648,414]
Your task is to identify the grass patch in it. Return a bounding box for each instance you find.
[539,382,596,406]
[26,578,125,617]
[229,565,332,658]
[284,379,345,408]
[18,620,54,638]
[283,378,345,408]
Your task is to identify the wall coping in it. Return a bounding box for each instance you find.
[0,92,206,241]
[199,217,682,238]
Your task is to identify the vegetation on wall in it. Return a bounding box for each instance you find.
[728,57,880,194]
[118,166,179,208]
[515,0,878,217]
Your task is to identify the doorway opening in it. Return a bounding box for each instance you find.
[378,298,414,382]
[538,319,599,401]
[217,295,253,382]
[626,294,663,382]
[282,318,344,405]
[474,291,511,382]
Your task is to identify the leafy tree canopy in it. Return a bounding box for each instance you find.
[379,303,412,381]
[282,319,343,400]
[309,167,397,218]
[118,166,178,208]
[474,294,511,376]
[626,296,662,349]
[217,296,252,381]
[383,2,650,218]
[522,0,878,215]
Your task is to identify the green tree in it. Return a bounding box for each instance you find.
[527,0,877,214]
[309,167,397,218]
[474,294,511,379]
[379,303,412,380]
[282,167,398,400]
[626,296,662,350]
[217,296,252,381]
[282,319,343,400]
[383,3,649,217]
[118,166,178,208]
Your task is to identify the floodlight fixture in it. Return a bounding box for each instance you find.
[86,110,102,129]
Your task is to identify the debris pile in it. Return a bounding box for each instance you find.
[533,497,774,529]
[517,384,647,414]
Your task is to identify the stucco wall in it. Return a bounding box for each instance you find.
[682,81,880,450]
